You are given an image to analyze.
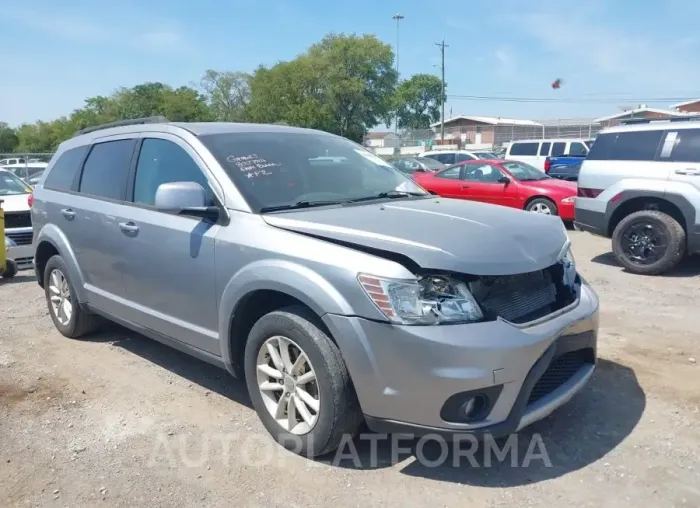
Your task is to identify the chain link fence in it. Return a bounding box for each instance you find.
[366,118,604,155]
[0,153,54,182]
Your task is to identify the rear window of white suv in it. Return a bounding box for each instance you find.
[586,130,664,161]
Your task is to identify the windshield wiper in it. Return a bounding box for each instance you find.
[345,190,428,203]
[259,200,343,213]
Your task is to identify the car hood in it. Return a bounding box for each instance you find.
[522,178,577,194]
[0,193,31,212]
[262,197,569,275]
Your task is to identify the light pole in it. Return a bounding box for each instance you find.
[392,13,404,134]
[435,40,448,142]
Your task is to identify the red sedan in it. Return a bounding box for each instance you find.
[413,159,577,220]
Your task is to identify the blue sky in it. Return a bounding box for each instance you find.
[2,0,700,127]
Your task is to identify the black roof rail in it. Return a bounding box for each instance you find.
[74,116,170,136]
[621,115,700,125]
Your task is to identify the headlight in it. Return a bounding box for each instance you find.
[4,236,17,248]
[561,196,576,204]
[358,274,484,325]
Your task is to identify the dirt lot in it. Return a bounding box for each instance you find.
[1,231,699,507]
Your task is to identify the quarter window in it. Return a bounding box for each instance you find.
[509,142,539,156]
[662,129,700,163]
[44,146,89,192]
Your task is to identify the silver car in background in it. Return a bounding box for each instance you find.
[32,118,599,457]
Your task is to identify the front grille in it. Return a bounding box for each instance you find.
[468,261,578,324]
[470,270,557,323]
[4,211,32,229]
[527,348,593,405]
[7,231,33,245]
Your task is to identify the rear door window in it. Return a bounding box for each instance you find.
[568,142,588,157]
[539,142,551,156]
[44,146,89,192]
[436,166,461,179]
[435,153,456,164]
[660,129,700,163]
[79,139,136,200]
[509,142,539,156]
[551,142,566,157]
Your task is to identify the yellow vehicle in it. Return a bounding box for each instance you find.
[0,199,19,279]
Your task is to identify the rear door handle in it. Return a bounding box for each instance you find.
[60,208,76,220]
[118,221,139,237]
[675,168,700,176]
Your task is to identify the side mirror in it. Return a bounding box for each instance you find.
[497,176,511,184]
[154,182,219,221]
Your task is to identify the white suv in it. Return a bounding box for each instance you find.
[575,117,700,275]
[505,139,589,170]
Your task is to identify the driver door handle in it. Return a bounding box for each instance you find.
[118,221,139,237]
[461,184,470,189]
[60,208,76,220]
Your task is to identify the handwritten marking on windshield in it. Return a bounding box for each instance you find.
[227,154,282,178]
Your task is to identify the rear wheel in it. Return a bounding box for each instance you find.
[611,210,685,275]
[244,306,363,457]
[43,255,101,337]
[526,197,558,216]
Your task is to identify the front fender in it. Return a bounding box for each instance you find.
[35,224,87,302]
[218,260,355,366]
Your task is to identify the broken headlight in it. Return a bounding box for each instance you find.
[358,274,483,325]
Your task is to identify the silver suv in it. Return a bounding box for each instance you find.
[575,117,700,275]
[32,118,599,456]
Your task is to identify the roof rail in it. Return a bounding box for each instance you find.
[74,116,170,136]
[621,115,700,125]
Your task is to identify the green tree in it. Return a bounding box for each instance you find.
[0,123,19,153]
[308,34,398,141]
[393,74,445,130]
[111,82,212,121]
[200,70,251,121]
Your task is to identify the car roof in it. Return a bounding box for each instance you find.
[61,121,334,151]
[421,149,476,154]
[600,119,700,134]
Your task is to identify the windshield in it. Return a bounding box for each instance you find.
[200,131,428,212]
[415,157,445,170]
[501,161,549,181]
[0,171,31,196]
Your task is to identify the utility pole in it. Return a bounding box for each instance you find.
[435,40,448,142]
[392,13,404,134]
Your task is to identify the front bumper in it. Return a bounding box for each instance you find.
[322,283,599,437]
[6,243,34,270]
[558,200,575,221]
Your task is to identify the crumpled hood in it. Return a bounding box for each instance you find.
[262,197,569,275]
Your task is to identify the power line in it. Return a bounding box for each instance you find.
[446,94,698,104]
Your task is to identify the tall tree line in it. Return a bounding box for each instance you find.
[1,33,446,153]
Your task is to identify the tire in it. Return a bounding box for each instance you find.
[244,305,363,457]
[1,259,17,278]
[611,210,685,275]
[43,255,101,338]
[526,197,558,216]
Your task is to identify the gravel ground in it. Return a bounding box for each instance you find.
[1,231,699,507]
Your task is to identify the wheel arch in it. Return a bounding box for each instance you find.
[218,261,354,377]
[605,191,692,238]
[33,225,86,301]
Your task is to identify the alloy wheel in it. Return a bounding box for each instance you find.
[48,269,72,326]
[256,335,320,435]
[530,202,552,214]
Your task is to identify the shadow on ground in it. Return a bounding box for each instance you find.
[80,322,643,487]
[591,252,700,277]
[324,359,645,486]
[0,274,37,285]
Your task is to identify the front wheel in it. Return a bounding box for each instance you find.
[1,259,17,278]
[526,197,558,216]
[244,306,363,457]
[611,210,686,275]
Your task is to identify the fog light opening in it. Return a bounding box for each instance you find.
[461,394,488,421]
